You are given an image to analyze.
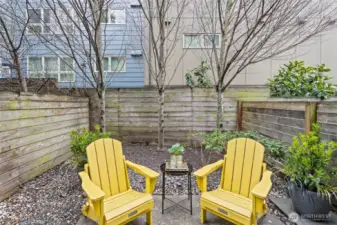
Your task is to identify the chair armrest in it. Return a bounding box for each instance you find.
[194,160,224,192]
[126,160,159,193]
[251,170,272,199]
[194,160,224,178]
[79,171,105,201]
[126,160,159,179]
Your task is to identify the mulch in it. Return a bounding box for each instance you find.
[0,144,289,225]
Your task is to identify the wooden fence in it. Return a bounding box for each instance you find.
[103,87,269,145]
[238,98,337,144]
[0,92,89,200]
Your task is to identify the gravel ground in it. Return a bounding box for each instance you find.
[0,144,290,225]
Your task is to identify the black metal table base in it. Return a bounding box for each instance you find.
[161,163,193,215]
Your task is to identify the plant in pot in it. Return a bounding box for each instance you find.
[284,124,337,219]
[168,143,185,168]
[70,125,111,170]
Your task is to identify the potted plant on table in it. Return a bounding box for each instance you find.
[168,143,185,168]
[284,124,337,219]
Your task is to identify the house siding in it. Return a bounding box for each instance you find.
[17,1,144,88]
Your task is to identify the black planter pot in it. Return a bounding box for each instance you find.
[288,182,331,220]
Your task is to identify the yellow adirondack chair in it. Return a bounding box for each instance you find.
[79,138,159,225]
[194,138,272,225]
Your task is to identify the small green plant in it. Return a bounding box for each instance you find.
[268,61,336,99]
[168,143,185,155]
[199,130,287,159]
[201,130,228,152]
[284,124,337,196]
[70,125,111,167]
[185,61,212,88]
[190,130,288,166]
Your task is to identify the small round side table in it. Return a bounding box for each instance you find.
[160,162,193,215]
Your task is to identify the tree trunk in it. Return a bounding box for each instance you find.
[216,86,224,130]
[99,89,106,132]
[13,54,27,92]
[158,89,164,150]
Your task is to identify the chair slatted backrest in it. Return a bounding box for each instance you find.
[221,138,265,199]
[86,138,130,198]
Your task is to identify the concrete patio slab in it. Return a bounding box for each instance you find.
[76,195,283,225]
[270,197,337,225]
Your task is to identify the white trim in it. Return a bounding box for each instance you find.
[183,33,221,49]
[27,55,75,82]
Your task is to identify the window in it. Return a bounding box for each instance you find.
[28,56,75,82]
[27,9,73,34]
[204,34,220,48]
[0,59,11,77]
[102,9,126,24]
[183,34,221,48]
[184,35,201,48]
[96,57,126,72]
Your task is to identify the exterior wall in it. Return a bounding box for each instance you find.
[0,92,89,200]
[12,0,145,88]
[144,13,337,86]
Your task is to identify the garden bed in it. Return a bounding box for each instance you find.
[0,144,289,225]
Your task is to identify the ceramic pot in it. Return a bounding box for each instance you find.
[170,155,177,167]
[176,155,183,168]
[288,182,331,220]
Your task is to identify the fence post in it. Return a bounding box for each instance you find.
[305,102,317,134]
[237,101,243,131]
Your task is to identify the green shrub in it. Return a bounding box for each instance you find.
[70,125,111,167]
[268,61,336,99]
[284,124,337,196]
[199,130,288,159]
[185,61,212,88]
[168,143,185,155]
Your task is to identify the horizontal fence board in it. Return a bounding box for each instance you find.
[242,101,306,143]
[243,111,305,128]
[244,107,305,119]
[243,121,294,143]
[0,107,89,121]
[242,100,337,148]
[104,88,241,144]
[0,91,89,200]
[0,113,88,132]
[0,118,88,142]
[0,101,88,110]
[0,140,71,175]
[0,133,72,164]
[0,124,87,154]
[243,102,305,111]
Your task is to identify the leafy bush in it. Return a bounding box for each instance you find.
[284,124,337,195]
[70,125,111,167]
[268,61,336,99]
[185,61,212,88]
[168,143,185,155]
[200,130,288,159]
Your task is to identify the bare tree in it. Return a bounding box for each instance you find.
[0,0,33,92]
[25,0,131,131]
[194,0,337,129]
[135,0,193,149]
